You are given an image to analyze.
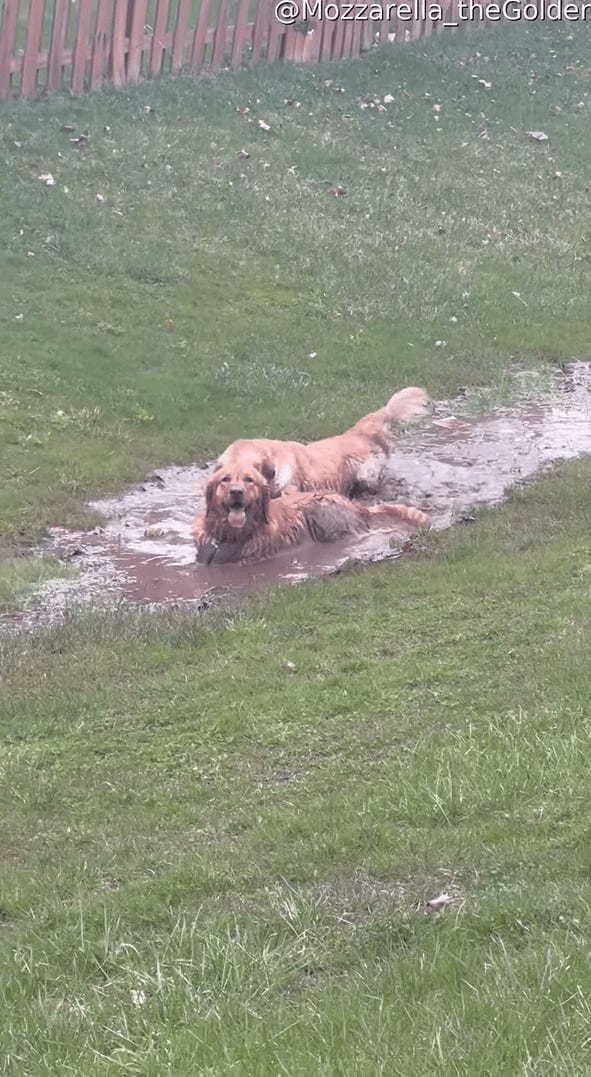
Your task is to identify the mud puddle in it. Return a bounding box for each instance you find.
[2,362,590,633]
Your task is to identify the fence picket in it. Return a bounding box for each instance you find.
[171,0,191,71]
[150,0,171,73]
[111,0,128,84]
[266,6,283,60]
[341,18,353,57]
[350,20,362,57]
[21,0,45,95]
[283,25,299,60]
[127,0,149,81]
[304,22,321,62]
[231,0,250,67]
[0,0,20,97]
[90,0,112,88]
[191,0,211,68]
[211,0,230,67]
[319,17,335,60]
[332,15,346,59]
[72,0,94,91]
[47,0,69,90]
[250,0,268,63]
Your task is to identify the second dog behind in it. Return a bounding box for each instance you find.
[208,385,428,501]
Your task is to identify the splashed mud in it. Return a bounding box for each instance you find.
[2,363,590,632]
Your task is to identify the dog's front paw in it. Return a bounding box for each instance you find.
[194,533,220,565]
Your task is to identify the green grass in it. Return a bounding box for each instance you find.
[1,459,591,1072]
[1,19,590,542]
[2,19,591,1074]
[0,551,73,611]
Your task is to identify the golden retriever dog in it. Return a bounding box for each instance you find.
[211,386,428,499]
[193,481,428,565]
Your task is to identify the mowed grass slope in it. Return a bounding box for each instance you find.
[1,460,591,1073]
[0,19,590,543]
[1,19,591,1074]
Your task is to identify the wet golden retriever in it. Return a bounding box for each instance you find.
[210,386,428,499]
[193,480,428,565]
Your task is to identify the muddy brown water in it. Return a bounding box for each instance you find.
[2,363,590,633]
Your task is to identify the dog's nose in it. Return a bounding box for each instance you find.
[229,485,244,498]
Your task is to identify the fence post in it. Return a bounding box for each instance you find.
[126,0,148,81]
[0,0,20,98]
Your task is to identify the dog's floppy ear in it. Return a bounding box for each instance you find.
[259,457,280,498]
[260,482,271,524]
[205,472,220,515]
[251,468,271,524]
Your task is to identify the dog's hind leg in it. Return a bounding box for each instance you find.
[350,451,387,495]
[364,503,428,527]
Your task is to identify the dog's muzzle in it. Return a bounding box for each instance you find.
[226,496,247,530]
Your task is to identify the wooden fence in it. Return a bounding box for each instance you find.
[0,0,465,99]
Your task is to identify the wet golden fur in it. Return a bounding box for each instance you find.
[212,386,429,499]
[193,479,428,565]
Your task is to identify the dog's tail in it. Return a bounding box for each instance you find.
[364,502,429,528]
[350,386,428,440]
[384,386,429,424]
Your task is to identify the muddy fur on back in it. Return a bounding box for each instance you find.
[193,487,428,565]
[210,386,429,500]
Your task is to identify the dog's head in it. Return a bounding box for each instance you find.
[204,465,271,534]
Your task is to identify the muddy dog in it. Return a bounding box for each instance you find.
[193,482,428,565]
[208,386,428,500]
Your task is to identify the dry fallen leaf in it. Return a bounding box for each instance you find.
[38,173,55,186]
[282,661,297,673]
[258,120,271,131]
[238,149,250,159]
[478,125,489,140]
[383,93,395,104]
[478,79,492,89]
[328,186,346,197]
[61,124,76,132]
[426,892,455,911]
[96,193,105,203]
[512,290,528,306]
[527,131,548,143]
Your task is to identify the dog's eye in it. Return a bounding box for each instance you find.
[244,476,254,483]
[220,475,231,483]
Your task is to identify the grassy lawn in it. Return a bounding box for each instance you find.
[1,19,591,1073]
[1,19,590,545]
[2,461,591,1072]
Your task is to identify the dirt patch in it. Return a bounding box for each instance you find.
[2,363,590,633]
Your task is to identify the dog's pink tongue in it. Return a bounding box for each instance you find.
[228,507,246,529]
